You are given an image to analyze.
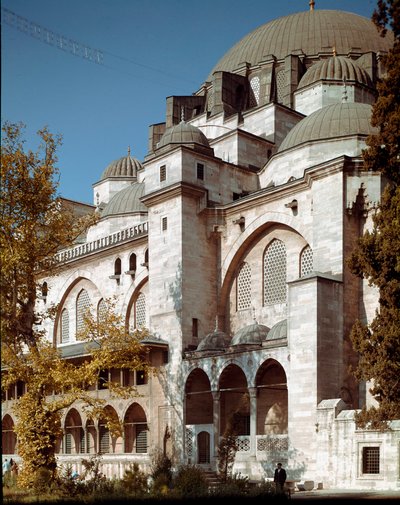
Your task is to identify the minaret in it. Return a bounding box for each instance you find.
[309,0,315,11]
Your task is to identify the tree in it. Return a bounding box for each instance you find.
[0,122,151,488]
[347,1,400,428]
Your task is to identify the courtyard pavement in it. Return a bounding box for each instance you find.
[290,488,400,503]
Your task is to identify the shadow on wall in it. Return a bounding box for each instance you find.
[260,446,307,481]
[168,262,182,324]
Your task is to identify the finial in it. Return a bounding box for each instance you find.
[215,316,219,331]
[309,0,315,11]
[127,146,131,156]
[252,307,258,324]
[333,45,337,57]
[180,106,185,123]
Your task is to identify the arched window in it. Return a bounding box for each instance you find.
[129,253,137,272]
[41,282,48,299]
[249,76,260,107]
[2,415,17,454]
[300,245,313,277]
[97,298,107,323]
[263,239,287,305]
[143,249,149,267]
[76,289,91,334]
[61,309,70,343]
[114,258,121,276]
[237,262,252,310]
[124,403,148,453]
[135,293,146,328]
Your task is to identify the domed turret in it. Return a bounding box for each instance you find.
[100,149,143,181]
[278,102,377,152]
[267,319,287,341]
[196,328,230,352]
[297,56,373,91]
[101,182,147,218]
[157,121,210,150]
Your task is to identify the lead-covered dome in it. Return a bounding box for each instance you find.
[231,322,270,346]
[101,182,147,218]
[297,56,373,90]
[197,328,230,351]
[278,102,377,152]
[101,153,143,180]
[207,10,392,80]
[157,122,210,149]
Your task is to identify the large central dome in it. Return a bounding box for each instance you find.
[207,10,393,80]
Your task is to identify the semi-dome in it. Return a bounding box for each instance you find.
[157,121,210,149]
[231,322,270,346]
[297,56,373,90]
[197,328,230,351]
[278,102,377,152]
[101,182,147,218]
[101,152,143,180]
[267,319,287,341]
[207,10,392,80]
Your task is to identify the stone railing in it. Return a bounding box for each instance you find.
[56,222,148,263]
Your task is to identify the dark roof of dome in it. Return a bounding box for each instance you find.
[157,121,210,149]
[197,329,230,351]
[297,56,373,90]
[278,102,377,152]
[231,322,270,346]
[101,182,147,218]
[101,154,143,180]
[207,10,393,80]
[267,319,287,340]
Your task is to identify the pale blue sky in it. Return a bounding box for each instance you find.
[1,0,378,203]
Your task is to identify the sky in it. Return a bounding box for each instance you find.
[1,0,379,204]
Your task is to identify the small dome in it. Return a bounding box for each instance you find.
[267,319,287,340]
[197,329,230,351]
[157,122,210,149]
[297,56,373,90]
[231,322,270,346]
[279,102,377,152]
[101,153,143,180]
[101,182,147,218]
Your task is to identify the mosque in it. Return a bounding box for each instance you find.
[2,1,400,491]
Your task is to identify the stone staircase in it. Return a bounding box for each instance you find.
[202,470,220,491]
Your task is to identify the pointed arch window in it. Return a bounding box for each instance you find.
[61,309,70,343]
[97,298,107,323]
[114,258,122,276]
[250,76,260,107]
[300,245,313,277]
[263,239,287,305]
[135,292,146,328]
[237,262,252,310]
[76,289,91,334]
[129,253,137,272]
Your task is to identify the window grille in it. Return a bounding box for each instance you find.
[162,216,168,231]
[362,447,380,474]
[237,262,252,310]
[263,240,287,305]
[99,425,109,454]
[61,309,70,343]
[300,245,313,277]
[197,163,204,180]
[76,289,91,333]
[80,428,85,453]
[65,433,72,454]
[135,292,146,328]
[135,424,148,453]
[160,165,166,182]
[276,70,286,104]
[249,76,260,107]
[97,298,107,323]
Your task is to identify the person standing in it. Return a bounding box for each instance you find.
[274,462,287,493]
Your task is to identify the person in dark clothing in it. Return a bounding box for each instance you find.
[273,462,287,493]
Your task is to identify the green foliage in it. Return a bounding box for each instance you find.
[347,1,400,428]
[210,473,249,497]
[121,462,149,496]
[217,407,246,480]
[149,449,173,495]
[172,464,208,498]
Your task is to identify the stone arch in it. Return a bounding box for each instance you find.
[218,363,249,435]
[185,368,213,425]
[123,402,148,453]
[2,414,17,454]
[64,408,84,454]
[99,405,120,454]
[255,359,288,435]
[125,278,149,330]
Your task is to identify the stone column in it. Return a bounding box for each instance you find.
[212,391,220,460]
[249,387,257,458]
